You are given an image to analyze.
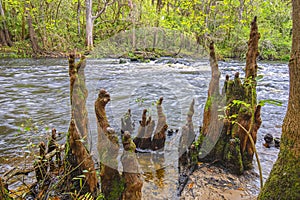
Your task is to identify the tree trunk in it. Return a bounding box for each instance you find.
[86,0,93,50]
[77,0,81,36]
[258,1,300,199]
[26,4,41,54]
[0,0,12,47]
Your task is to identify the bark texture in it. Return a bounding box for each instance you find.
[95,89,124,200]
[198,17,262,174]
[121,109,134,134]
[133,97,168,151]
[121,131,143,200]
[66,119,98,195]
[258,1,300,199]
[63,53,97,196]
[0,0,12,47]
[69,53,89,138]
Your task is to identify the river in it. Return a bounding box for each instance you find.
[0,58,288,198]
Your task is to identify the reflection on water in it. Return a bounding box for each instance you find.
[0,58,288,198]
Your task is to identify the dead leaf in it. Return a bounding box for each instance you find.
[188,182,194,189]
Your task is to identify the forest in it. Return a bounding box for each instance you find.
[1,0,300,200]
[0,0,292,60]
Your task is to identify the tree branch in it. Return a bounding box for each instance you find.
[92,0,117,20]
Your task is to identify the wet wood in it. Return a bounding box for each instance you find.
[69,53,89,138]
[95,89,124,199]
[134,109,148,149]
[121,109,134,134]
[198,17,262,174]
[121,131,143,200]
[151,97,168,151]
[133,97,168,151]
[66,118,98,195]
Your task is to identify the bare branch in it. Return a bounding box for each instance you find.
[92,0,117,20]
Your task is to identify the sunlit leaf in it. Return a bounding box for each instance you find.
[259,99,282,107]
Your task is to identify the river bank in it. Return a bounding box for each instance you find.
[0,58,287,199]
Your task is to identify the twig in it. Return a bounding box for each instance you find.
[235,121,263,189]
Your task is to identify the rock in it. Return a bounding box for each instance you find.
[263,134,280,148]
[167,129,174,136]
[274,137,280,148]
[264,133,273,144]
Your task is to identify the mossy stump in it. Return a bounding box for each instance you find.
[95,89,124,199]
[198,17,262,174]
[121,131,143,200]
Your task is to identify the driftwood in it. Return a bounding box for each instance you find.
[95,89,124,199]
[198,17,262,174]
[121,131,143,200]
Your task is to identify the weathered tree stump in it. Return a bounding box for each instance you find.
[133,97,168,151]
[121,109,134,134]
[133,109,156,150]
[151,97,168,151]
[95,89,124,199]
[179,99,196,156]
[65,118,98,195]
[34,142,48,182]
[197,17,262,174]
[69,53,89,139]
[121,131,143,200]
[62,53,97,196]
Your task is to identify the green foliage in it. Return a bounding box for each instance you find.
[1,0,292,59]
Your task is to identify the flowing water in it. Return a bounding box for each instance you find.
[0,58,288,198]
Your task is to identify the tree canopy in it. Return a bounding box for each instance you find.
[0,0,292,59]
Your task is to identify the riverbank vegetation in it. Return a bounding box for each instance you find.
[0,0,291,60]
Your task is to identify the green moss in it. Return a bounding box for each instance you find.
[204,96,213,111]
[258,144,300,199]
[107,177,125,200]
[223,138,244,174]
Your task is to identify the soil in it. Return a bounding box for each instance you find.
[181,163,259,200]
